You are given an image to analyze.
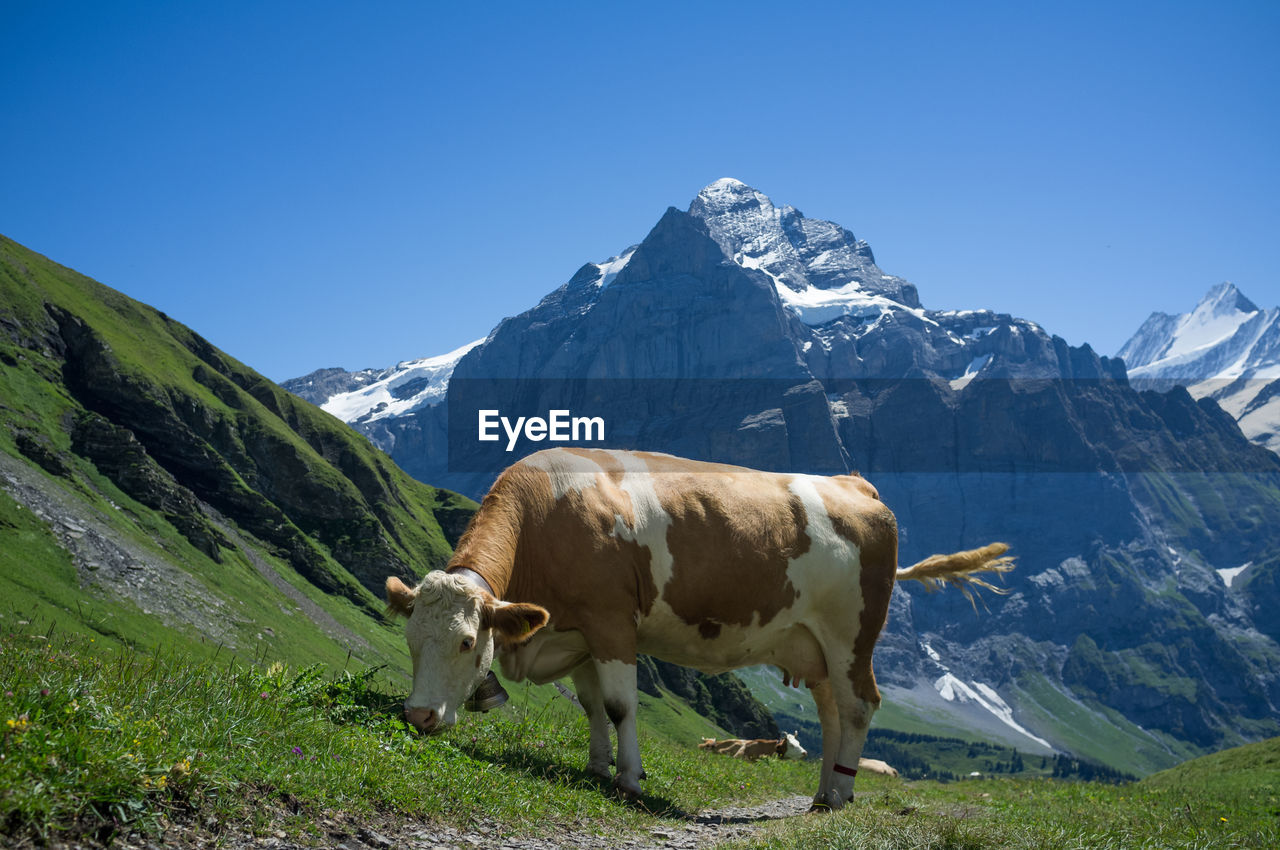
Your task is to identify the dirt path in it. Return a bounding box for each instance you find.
[35,796,815,850]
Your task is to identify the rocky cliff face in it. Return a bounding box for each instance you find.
[293,181,1280,771]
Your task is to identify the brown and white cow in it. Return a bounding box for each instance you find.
[385,448,1012,810]
[699,732,808,761]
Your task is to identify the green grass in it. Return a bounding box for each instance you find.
[3,621,1277,848]
[0,620,814,845]
[726,774,1278,849]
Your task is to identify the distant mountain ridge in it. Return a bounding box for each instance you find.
[1118,282,1280,453]
[291,180,1280,775]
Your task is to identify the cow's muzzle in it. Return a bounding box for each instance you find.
[404,706,441,734]
[465,671,509,712]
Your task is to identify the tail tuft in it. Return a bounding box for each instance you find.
[896,542,1015,608]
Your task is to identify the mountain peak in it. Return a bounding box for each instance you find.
[687,179,919,308]
[691,178,775,219]
[698,176,755,195]
[1197,282,1259,318]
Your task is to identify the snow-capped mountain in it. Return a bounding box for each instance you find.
[284,339,482,422]
[289,179,1280,774]
[1118,283,1280,453]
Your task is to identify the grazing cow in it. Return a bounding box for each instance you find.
[699,731,808,761]
[385,448,1012,810]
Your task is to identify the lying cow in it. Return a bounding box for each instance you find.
[385,448,1012,810]
[699,731,808,761]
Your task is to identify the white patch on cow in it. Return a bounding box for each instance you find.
[787,475,859,562]
[594,659,643,791]
[785,476,863,617]
[612,452,676,588]
[522,450,603,499]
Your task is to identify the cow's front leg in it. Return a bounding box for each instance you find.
[593,658,643,799]
[570,662,613,783]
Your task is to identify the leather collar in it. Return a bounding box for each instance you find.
[447,566,495,597]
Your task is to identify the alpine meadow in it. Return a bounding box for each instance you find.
[4,3,1280,847]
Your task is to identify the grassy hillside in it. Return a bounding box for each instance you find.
[1143,736,1280,795]
[0,235,473,613]
[0,234,486,676]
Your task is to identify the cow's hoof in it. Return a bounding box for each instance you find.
[810,792,845,812]
[613,776,643,801]
[586,763,612,783]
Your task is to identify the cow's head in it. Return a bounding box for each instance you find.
[385,571,549,734]
[781,731,808,760]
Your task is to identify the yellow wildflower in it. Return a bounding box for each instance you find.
[5,716,30,733]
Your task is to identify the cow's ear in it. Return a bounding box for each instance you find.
[385,576,418,617]
[483,600,550,645]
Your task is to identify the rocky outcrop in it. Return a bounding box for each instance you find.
[281,367,380,406]
[70,411,228,559]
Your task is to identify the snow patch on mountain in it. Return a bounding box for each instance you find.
[922,641,1052,749]
[1216,562,1251,588]
[321,338,483,424]
[594,246,637,289]
[950,354,993,391]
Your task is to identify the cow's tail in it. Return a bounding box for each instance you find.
[895,542,1014,607]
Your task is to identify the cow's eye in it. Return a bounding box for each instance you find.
[460,637,475,652]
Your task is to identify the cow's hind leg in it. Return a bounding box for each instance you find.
[570,662,613,783]
[822,649,881,809]
[592,658,644,799]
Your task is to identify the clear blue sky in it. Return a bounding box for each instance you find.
[3,0,1277,381]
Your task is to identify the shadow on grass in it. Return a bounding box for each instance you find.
[453,741,695,819]
[452,739,817,825]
